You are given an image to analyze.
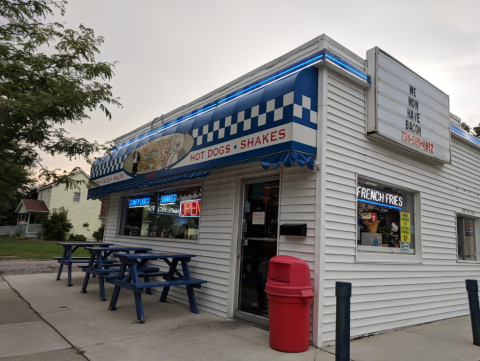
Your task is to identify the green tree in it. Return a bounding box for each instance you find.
[92,224,105,241]
[461,122,471,133]
[473,123,480,138]
[0,0,121,212]
[41,207,73,242]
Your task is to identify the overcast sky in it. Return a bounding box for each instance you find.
[41,0,480,175]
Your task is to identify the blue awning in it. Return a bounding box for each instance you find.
[88,67,318,199]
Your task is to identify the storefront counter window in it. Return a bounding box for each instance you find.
[119,186,202,240]
[357,178,415,255]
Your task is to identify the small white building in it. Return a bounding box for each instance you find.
[15,170,107,240]
[88,34,480,346]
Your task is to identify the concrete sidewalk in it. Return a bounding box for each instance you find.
[2,272,331,361]
[1,271,479,361]
[0,275,85,360]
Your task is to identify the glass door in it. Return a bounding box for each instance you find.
[234,178,279,326]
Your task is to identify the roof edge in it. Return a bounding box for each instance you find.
[38,169,90,191]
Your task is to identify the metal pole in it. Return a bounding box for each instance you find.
[335,282,352,361]
[466,279,480,346]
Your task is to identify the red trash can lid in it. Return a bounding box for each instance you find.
[265,255,314,298]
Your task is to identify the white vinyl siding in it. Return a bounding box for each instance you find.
[38,188,52,209]
[104,162,317,329]
[49,173,103,240]
[278,166,317,339]
[320,67,480,343]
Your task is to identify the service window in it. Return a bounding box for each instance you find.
[457,216,477,261]
[119,186,202,240]
[120,195,156,237]
[357,178,415,254]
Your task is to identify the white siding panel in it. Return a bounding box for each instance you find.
[321,69,480,344]
[278,166,317,341]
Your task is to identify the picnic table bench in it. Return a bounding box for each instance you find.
[80,246,167,301]
[54,242,113,286]
[108,252,207,323]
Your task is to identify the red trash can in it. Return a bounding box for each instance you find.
[265,255,314,352]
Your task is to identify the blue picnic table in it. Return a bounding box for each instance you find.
[54,242,114,286]
[108,252,207,323]
[80,246,165,301]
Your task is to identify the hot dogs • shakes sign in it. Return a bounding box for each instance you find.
[124,133,194,175]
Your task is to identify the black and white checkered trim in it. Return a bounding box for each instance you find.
[192,91,317,146]
[92,154,128,178]
[294,95,317,124]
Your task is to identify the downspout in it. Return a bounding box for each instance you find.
[102,195,110,243]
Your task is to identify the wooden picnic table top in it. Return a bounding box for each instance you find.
[113,252,197,260]
[85,246,151,253]
[57,242,114,247]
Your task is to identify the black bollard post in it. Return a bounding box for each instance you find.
[466,279,480,346]
[335,282,352,361]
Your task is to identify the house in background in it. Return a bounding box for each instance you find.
[13,169,107,240]
[13,199,49,238]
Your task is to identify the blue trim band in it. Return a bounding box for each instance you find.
[325,52,368,80]
[217,54,324,105]
[358,199,402,210]
[450,124,480,148]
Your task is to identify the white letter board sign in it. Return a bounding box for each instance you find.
[366,47,451,163]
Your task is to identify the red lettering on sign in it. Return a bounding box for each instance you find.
[180,200,201,217]
[239,128,287,151]
[400,131,434,154]
[271,131,277,142]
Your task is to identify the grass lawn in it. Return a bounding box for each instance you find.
[0,237,91,260]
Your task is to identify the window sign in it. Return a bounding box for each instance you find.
[400,212,411,243]
[122,196,156,237]
[357,186,403,208]
[180,200,201,217]
[160,194,177,204]
[457,216,476,261]
[465,220,473,233]
[120,187,202,240]
[129,197,151,207]
[252,211,265,225]
[357,178,415,255]
[148,205,179,216]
